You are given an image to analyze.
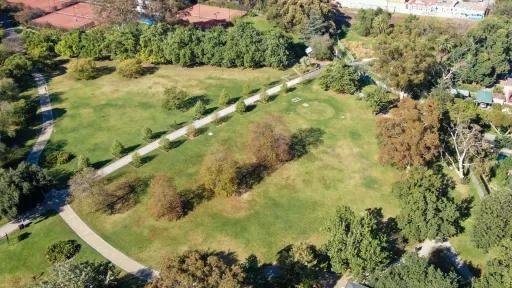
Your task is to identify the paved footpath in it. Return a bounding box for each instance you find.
[0,68,323,281]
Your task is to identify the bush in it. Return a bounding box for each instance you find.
[248,116,292,169]
[309,35,334,61]
[260,88,270,103]
[76,155,90,171]
[117,58,144,78]
[142,127,153,142]
[68,59,97,80]
[161,86,189,111]
[0,78,19,100]
[199,149,239,197]
[0,54,32,81]
[186,125,198,139]
[218,89,230,106]
[236,100,246,114]
[362,85,393,114]
[159,137,172,151]
[132,152,142,168]
[45,240,81,264]
[45,151,73,167]
[193,100,206,119]
[111,140,125,158]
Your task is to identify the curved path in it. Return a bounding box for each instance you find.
[1,68,323,281]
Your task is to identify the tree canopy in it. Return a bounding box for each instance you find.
[33,261,119,288]
[319,60,360,94]
[472,190,512,250]
[475,239,512,288]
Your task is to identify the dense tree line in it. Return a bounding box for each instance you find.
[31,21,295,69]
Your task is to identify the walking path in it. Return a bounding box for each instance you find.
[417,239,474,281]
[0,67,323,281]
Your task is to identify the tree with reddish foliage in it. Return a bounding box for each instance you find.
[377,98,441,169]
[247,116,292,169]
[148,174,183,221]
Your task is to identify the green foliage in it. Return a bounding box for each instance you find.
[159,137,172,151]
[393,167,462,242]
[0,162,53,220]
[68,59,97,80]
[260,88,270,103]
[193,100,206,119]
[309,34,334,61]
[45,150,73,167]
[0,54,32,81]
[265,0,334,34]
[274,242,330,287]
[186,124,198,139]
[0,77,19,101]
[472,190,512,250]
[324,205,391,281]
[79,28,108,59]
[142,127,153,142]
[139,23,169,64]
[353,8,390,36]
[105,24,141,60]
[300,10,330,41]
[131,152,142,168]
[76,155,90,171]
[164,26,200,66]
[45,240,81,264]
[361,85,393,114]
[457,16,512,86]
[289,127,325,158]
[199,149,239,197]
[117,58,144,78]
[218,89,230,106]
[280,82,288,95]
[34,261,119,288]
[55,30,82,58]
[475,239,512,288]
[263,29,293,69]
[21,28,61,61]
[236,100,246,113]
[319,60,359,94]
[494,0,512,17]
[111,140,125,158]
[161,86,189,111]
[370,252,459,288]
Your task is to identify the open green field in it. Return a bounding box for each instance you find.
[0,214,103,288]
[46,63,291,180]
[70,79,401,268]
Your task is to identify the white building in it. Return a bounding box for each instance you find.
[337,0,492,20]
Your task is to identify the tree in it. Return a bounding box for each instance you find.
[319,60,359,94]
[68,168,101,201]
[218,89,230,106]
[324,206,391,281]
[21,29,60,61]
[377,98,441,169]
[159,137,172,151]
[475,239,512,288]
[370,252,459,288]
[260,88,270,103]
[393,167,462,242]
[149,250,247,288]
[247,117,291,169]
[161,86,189,111]
[142,127,153,142]
[76,155,90,171]
[79,28,108,59]
[472,190,512,250]
[186,124,198,139]
[0,78,19,101]
[55,30,82,58]
[164,27,200,66]
[300,10,330,41]
[193,100,206,119]
[68,59,97,80]
[117,58,144,78]
[280,82,288,95]
[353,8,390,37]
[111,140,125,158]
[46,240,81,264]
[94,0,138,24]
[131,152,142,168]
[33,261,119,288]
[199,149,239,197]
[494,0,512,17]
[361,85,393,114]
[105,24,141,60]
[265,0,334,34]
[263,29,293,69]
[309,34,334,61]
[274,242,330,287]
[482,105,512,136]
[148,174,183,221]
[138,23,169,64]
[0,162,53,220]
[236,100,246,114]
[0,54,32,81]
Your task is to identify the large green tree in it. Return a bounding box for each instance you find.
[393,167,462,242]
[34,261,119,287]
[475,239,512,288]
[265,0,334,34]
[324,206,391,281]
[0,162,52,220]
[319,60,359,94]
[370,252,459,288]
[472,190,512,250]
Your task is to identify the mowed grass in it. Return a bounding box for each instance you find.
[47,63,290,178]
[72,81,401,268]
[0,213,103,288]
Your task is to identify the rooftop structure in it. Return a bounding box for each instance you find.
[177,4,246,28]
[6,0,73,13]
[337,0,491,20]
[32,2,97,30]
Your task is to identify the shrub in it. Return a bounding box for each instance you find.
[248,116,292,169]
[45,151,73,167]
[68,59,97,80]
[218,89,230,106]
[0,78,19,100]
[148,174,183,220]
[142,127,153,142]
[236,100,246,114]
[111,140,125,158]
[186,125,198,139]
[132,152,142,168]
[159,137,172,151]
[319,60,360,94]
[0,54,32,81]
[193,100,206,119]
[199,149,239,197]
[161,86,189,111]
[280,82,288,95]
[45,240,81,264]
[242,84,252,98]
[117,58,144,78]
[260,88,270,103]
[76,155,90,171]
[309,35,334,61]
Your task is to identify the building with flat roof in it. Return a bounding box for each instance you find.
[337,0,492,20]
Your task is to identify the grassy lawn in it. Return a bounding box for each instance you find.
[0,213,103,288]
[46,63,291,181]
[71,80,401,267]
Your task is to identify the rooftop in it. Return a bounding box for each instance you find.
[178,4,246,28]
[32,2,97,30]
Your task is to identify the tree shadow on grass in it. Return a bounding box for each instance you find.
[245,104,257,113]
[142,66,159,76]
[204,106,219,115]
[95,66,116,79]
[16,232,31,242]
[117,273,146,288]
[228,96,241,105]
[180,95,210,111]
[140,154,156,166]
[236,162,267,193]
[50,107,67,121]
[124,144,141,154]
[92,159,112,169]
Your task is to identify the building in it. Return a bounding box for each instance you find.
[32,2,97,30]
[475,90,493,108]
[337,0,492,20]
[177,4,246,28]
